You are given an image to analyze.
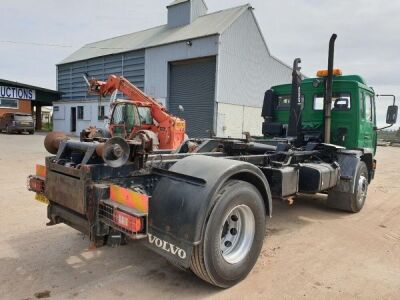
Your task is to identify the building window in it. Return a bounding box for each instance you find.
[0,98,18,109]
[53,106,59,112]
[77,106,84,120]
[98,105,105,120]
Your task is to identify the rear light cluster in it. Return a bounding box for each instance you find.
[27,176,45,193]
[99,201,147,238]
[113,210,143,233]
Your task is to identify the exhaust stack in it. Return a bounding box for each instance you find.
[324,34,337,143]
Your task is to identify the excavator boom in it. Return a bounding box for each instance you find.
[87,75,186,150]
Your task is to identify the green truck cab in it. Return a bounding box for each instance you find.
[265,72,379,154]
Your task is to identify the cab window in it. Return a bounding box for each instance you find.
[364,93,373,122]
[111,104,125,125]
[111,103,139,131]
[138,107,153,125]
[276,95,304,110]
[125,104,136,130]
[313,93,351,110]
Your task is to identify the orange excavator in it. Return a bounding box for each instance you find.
[82,75,186,150]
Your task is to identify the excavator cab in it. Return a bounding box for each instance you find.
[82,74,186,150]
[109,101,155,138]
[110,101,141,138]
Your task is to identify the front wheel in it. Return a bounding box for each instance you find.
[190,180,266,288]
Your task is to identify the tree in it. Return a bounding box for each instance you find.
[396,128,400,139]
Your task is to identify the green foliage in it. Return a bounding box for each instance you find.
[378,129,398,141]
[41,122,53,132]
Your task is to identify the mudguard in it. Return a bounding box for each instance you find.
[143,155,272,268]
[331,150,362,194]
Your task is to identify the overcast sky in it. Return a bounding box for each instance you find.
[1,0,399,127]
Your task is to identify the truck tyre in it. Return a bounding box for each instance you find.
[190,180,266,288]
[327,161,369,213]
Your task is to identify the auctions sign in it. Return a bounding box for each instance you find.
[0,85,36,100]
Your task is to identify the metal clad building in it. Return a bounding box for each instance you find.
[55,0,292,137]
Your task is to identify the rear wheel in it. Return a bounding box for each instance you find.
[327,161,369,213]
[28,130,35,135]
[190,180,266,288]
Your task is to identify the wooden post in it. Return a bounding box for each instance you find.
[35,105,42,130]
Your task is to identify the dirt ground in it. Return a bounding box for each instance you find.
[0,133,399,300]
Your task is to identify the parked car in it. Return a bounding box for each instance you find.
[0,113,35,134]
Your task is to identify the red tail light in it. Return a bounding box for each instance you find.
[27,176,45,193]
[113,210,143,233]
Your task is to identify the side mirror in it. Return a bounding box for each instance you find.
[261,89,275,118]
[386,105,398,124]
[376,94,398,130]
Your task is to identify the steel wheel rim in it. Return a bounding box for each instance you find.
[357,175,368,206]
[220,204,255,264]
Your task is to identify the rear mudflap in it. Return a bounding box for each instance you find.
[141,227,194,269]
[45,170,87,215]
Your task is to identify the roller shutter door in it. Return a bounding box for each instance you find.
[169,57,216,138]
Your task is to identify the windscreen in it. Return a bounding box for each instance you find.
[313,93,351,110]
[111,103,139,134]
[14,114,33,121]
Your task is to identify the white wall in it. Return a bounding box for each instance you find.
[190,0,207,22]
[53,101,109,135]
[144,35,218,106]
[217,102,263,138]
[217,9,292,108]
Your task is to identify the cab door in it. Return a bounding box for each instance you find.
[110,103,140,138]
[360,91,376,153]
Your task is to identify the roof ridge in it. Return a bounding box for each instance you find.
[82,4,249,47]
[60,4,251,64]
[82,24,166,47]
[210,4,250,34]
[198,3,249,19]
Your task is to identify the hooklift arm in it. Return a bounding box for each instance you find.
[88,75,173,125]
[287,58,302,140]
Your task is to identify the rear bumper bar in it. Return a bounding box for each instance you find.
[47,203,90,235]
